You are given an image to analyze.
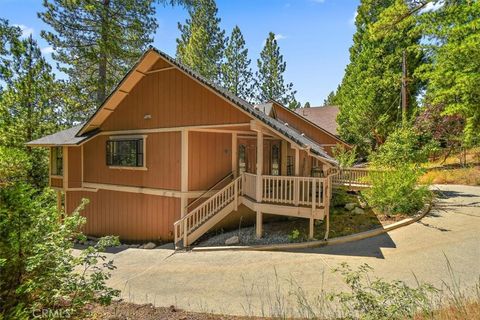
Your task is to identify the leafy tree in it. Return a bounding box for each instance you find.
[0,35,64,188]
[39,0,159,116]
[332,144,357,168]
[415,102,465,162]
[220,26,254,101]
[176,0,225,83]
[420,0,480,146]
[0,184,119,318]
[255,32,296,106]
[337,0,424,154]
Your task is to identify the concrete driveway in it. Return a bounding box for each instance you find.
[100,184,480,316]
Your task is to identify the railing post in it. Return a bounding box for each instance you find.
[183,219,188,248]
[234,178,238,211]
[311,178,316,212]
[293,178,299,206]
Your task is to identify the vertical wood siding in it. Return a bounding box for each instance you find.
[66,190,180,241]
[188,131,232,191]
[101,68,251,131]
[67,146,82,188]
[83,132,181,190]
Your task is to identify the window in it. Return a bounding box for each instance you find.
[51,147,63,176]
[106,138,144,167]
[238,144,246,175]
[271,144,280,176]
[287,156,294,176]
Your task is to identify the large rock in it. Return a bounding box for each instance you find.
[345,203,356,211]
[225,235,240,245]
[353,207,365,215]
[142,242,156,249]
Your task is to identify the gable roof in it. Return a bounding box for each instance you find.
[30,47,337,165]
[26,124,96,146]
[295,105,340,136]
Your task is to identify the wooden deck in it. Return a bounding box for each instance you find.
[174,168,373,249]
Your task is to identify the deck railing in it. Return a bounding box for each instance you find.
[243,174,326,209]
[332,168,371,187]
[174,176,242,247]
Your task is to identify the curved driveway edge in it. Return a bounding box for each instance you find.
[191,202,432,253]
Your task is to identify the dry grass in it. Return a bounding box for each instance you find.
[421,166,480,185]
[415,301,480,320]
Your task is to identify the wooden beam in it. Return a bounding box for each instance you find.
[256,210,263,238]
[281,141,288,175]
[146,66,176,74]
[309,218,314,240]
[180,130,189,217]
[256,130,263,202]
[294,147,300,176]
[232,133,238,177]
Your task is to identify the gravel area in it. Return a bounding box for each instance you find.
[196,218,311,247]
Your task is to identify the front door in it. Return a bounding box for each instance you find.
[238,139,256,175]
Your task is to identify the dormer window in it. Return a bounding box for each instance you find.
[106,137,145,168]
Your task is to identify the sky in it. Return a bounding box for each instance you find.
[0,0,360,106]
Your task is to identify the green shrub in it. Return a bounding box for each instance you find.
[288,229,301,242]
[331,188,356,208]
[363,165,431,215]
[332,144,358,168]
[0,183,119,319]
[328,263,437,320]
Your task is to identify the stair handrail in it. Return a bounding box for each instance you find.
[174,175,241,246]
[185,171,234,211]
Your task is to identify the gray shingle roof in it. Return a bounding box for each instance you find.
[26,124,96,146]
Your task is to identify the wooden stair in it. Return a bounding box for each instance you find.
[174,176,242,249]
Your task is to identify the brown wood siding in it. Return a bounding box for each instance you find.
[83,132,180,190]
[274,105,345,152]
[50,177,63,188]
[66,190,180,241]
[67,146,82,188]
[101,68,251,131]
[188,131,232,191]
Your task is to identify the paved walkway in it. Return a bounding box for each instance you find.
[100,184,480,316]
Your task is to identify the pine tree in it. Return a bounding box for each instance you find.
[304,102,311,108]
[420,0,480,146]
[0,19,22,85]
[337,0,423,153]
[256,32,296,107]
[221,26,254,101]
[0,35,64,187]
[323,88,340,105]
[176,0,225,83]
[39,0,158,116]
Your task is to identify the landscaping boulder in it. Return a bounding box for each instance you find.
[225,235,240,245]
[353,207,365,215]
[345,203,356,211]
[142,242,156,249]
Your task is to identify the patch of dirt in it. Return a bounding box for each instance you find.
[86,302,254,320]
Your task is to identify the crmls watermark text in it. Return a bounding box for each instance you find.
[32,308,72,319]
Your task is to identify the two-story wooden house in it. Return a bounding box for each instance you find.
[28,47,349,248]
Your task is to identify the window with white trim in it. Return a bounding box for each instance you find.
[51,147,63,176]
[106,138,144,167]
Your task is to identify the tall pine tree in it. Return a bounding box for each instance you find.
[176,0,225,83]
[39,0,158,116]
[337,0,423,153]
[221,26,254,102]
[0,35,64,187]
[255,32,296,107]
[420,0,480,146]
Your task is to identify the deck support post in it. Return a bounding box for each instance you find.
[232,133,238,178]
[256,130,263,202]
[309,217,314,239]
[256,210,263,238]
[293,147,300,206]
[180,130,189,217]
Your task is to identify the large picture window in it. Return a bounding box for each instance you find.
[51,147,63,176]
[106,138,144,167]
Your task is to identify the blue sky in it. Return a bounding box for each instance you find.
[1,0,359,106]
